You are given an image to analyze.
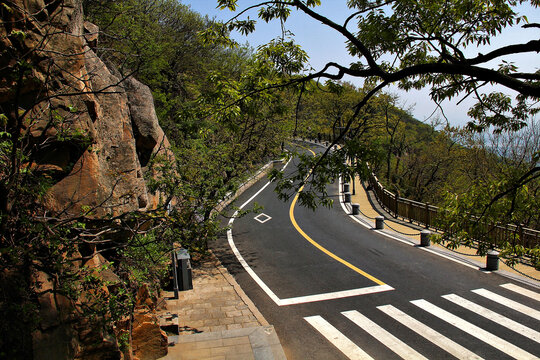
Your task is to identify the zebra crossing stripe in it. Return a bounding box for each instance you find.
[411,299,538,360]
[500,283,540,302]
[472,288,540,320]
[443,294,540,343]
[342,310,429,360]
[304,315,374,360]
[377,304,483,360]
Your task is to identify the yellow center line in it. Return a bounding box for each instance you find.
[289,146,386,286]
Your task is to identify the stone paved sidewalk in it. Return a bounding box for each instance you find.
[157,252,286,360]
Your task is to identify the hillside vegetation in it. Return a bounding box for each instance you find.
[0,0,538,358]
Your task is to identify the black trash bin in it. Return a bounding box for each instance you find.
[171,248,193,298]
[176,248,193,291]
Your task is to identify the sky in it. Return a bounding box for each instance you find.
[182,0,539,127]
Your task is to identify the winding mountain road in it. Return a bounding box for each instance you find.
[212,141,540,360]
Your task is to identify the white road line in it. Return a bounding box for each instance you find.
[411,299,538,360]
[377,305,483,360]
[337,178,484,272]
[228,213,282,306]
[227,157,291,307]
[278,285,394,306]
[472,288,540,320]
[304,315,374,360]
[338,186,416,247]
[500,283,540,302]
[418,246,484,271]
[443,294,540,343]
[227,156,393,306]
[342,310,428,360]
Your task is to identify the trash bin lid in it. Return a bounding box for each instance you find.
[176,248,190,260]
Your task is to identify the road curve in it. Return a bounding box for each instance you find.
[212,141,540,360]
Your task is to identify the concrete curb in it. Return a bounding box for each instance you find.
[215,160,282,213]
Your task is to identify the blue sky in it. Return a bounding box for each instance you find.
[182,1,539,127]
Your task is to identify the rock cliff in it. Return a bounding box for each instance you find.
[1,0,171,218]
[1,0,172,358]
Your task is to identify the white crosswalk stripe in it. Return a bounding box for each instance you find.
[472,288,540,320]
[443,293,540,343]
[305,285,540,360]
[304,315,374,360]
[411,299,538,360]
[377,304,484,360]
[500,283,540,302]
[342,310,428,360]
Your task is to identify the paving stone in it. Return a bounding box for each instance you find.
[225,310,243,318]
[226,324,243,330]
[157,253,286,360]
[222,336,250,346]
[233,315,250,323]
[233,344,253,354]
[226,354,255,360]
[194,339,224,349]
[218,318,235,326]
[210,325,228,332]
[242,322,260,328]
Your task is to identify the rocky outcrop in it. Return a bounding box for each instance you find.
[1,0,173,358]
[1,0,171,218]
[131,285,168,360]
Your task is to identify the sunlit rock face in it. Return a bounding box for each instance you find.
[1,0,171,218]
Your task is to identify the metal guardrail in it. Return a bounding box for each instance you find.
[297,136,540,250]
[366,171,540,249]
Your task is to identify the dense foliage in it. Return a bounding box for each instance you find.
[212,0,539,263]
[1,0,538,357]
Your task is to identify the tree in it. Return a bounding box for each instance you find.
[84,0,294,250]
[211,0,540,259]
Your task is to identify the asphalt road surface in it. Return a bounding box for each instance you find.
[212,141,540,360]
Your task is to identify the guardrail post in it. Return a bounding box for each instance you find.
[486,249,500,271]
[420,230,431,247]
[343,183,350,193]
[394,194,399,219]
[344,192,351,203]
[375,216,385,229]
[352,203,360,215]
